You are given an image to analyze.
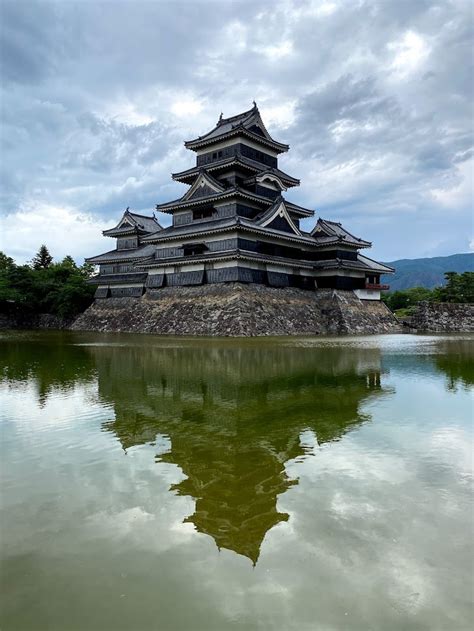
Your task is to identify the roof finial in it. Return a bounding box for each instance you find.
[125,206,130,213]
[252,100,257,109]
[218,112,223,123]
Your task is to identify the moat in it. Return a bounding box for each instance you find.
[1,331,472,630]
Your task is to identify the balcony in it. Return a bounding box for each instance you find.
[365,283,390,290]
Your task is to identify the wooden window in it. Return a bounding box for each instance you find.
[193,208,214,220]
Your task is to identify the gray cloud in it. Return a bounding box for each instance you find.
[0,0,472,262]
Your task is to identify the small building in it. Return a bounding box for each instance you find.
[87,104,393,299]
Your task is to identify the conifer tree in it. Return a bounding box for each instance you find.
[0,252,15,271]
[32,245,53,270]
[61,255,77,269]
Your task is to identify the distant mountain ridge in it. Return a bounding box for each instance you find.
[382,253,474,291]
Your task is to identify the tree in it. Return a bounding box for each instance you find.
[433,271,474,303]
[382,286,433,311]
[61,255,77,269]
[0,252,15,271]
[32,245,53,270]
[0,247,96,321]
[459,272,474,303]
[79,261,96,279]
[383,272,474,312]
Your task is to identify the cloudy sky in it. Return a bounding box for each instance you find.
[0,0,472,263]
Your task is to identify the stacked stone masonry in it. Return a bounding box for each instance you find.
[407,301,474,332]
[71,284,400,336]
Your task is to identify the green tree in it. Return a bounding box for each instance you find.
[383,286,433,311]
[0,252,15,271]
[79,261,96,279]
[61,255,77,269]
[0,249,96,322]
[433,271,474,303]
[384,272,474,311]
[459,272,474,303]
[32,245,53,270]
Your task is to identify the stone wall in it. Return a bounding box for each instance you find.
[71,283,400,336]
[407,301,474,332]
[0,312,71,330]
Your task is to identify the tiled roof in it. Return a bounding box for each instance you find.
[184,104,289,153]
[284,201,314,218]
[142,214,349,247]
[142,216,238,241]
[137,249,315,271]
[254,196,283,222]
[255,197,304,234]
[313,254,394,274]
[103,210,162,236]
[155,186,274,212]
[172,156,300,186]
[311,218,371,247]
[358,254,395,274]
[128,212,163,233]
[88,273,147,284]
[86,244,157,264]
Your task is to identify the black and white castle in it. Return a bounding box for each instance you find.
[88,104,393,299]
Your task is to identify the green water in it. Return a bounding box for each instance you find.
[0,331,473,631]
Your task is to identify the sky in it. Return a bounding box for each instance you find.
[0,0,472,264]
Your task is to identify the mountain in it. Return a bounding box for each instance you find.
[382,253,474,291]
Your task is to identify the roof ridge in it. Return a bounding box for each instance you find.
[129,211,159,220]
[358,252,394,270]
[316,217,371,245]
[217,104,256,126]
[185,106,289,152]
[320,218,342,226]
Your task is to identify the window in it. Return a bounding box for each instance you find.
[183,244,207,256]
[117,237,137,250]
[193,208,214,220]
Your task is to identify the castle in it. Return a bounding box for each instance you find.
[87,104,393,300]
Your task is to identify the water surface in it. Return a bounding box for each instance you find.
[1,331,473,630]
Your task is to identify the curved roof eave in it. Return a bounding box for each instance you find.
[184,127,289,154]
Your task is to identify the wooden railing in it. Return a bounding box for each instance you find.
[365,283,390,290]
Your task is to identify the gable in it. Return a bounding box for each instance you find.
[183,172,225,201]
[187,183,218,200]
[256,173,287,192]
[245,111,275,144]
[311,221,334,238]
[312,224,329,236]
[265,215,298,234]
[249,124,265,137]
[118,218,134,229]
[259,200,302,236]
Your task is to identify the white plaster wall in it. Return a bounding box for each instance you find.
[354,289,381,301]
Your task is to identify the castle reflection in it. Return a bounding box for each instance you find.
[2,333,471,563]
[90,342,388,563]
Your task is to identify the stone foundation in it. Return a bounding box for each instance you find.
[0,312,71,330]
[71,284,400,336]
[407,301,474,332]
